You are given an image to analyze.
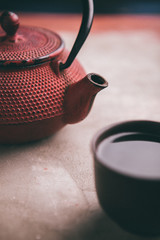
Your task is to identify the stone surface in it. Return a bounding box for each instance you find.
[0,15,160,240]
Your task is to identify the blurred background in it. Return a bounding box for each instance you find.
[0,0,160,14]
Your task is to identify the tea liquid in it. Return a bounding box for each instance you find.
[97,133,160,177]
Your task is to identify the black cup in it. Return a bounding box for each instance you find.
[92,120,160,236]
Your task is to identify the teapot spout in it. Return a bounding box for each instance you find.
[63,73,108,124]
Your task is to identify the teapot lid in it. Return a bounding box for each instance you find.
[0,11,64,67]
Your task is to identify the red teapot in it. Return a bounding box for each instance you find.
[0,0,108,143]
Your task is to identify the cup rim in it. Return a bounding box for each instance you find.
[91,120,160,181]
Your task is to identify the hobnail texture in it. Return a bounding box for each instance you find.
[0,51,86,125]
[0,26,63,62]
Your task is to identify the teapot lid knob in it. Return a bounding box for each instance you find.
[0,11,19,36]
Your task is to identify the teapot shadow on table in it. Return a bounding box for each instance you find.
[0,0,108,144]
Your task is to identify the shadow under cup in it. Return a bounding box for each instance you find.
[92,120,160,236]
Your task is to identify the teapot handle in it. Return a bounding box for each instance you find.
[60,0,94,71]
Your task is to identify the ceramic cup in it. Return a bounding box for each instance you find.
[91,120,160,236]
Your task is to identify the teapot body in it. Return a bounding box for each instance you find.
[0,50,86,143]
[0,1,108,143]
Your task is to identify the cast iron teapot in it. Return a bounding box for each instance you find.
[0,0,108,143]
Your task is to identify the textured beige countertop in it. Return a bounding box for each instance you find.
[0,15,160,240]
